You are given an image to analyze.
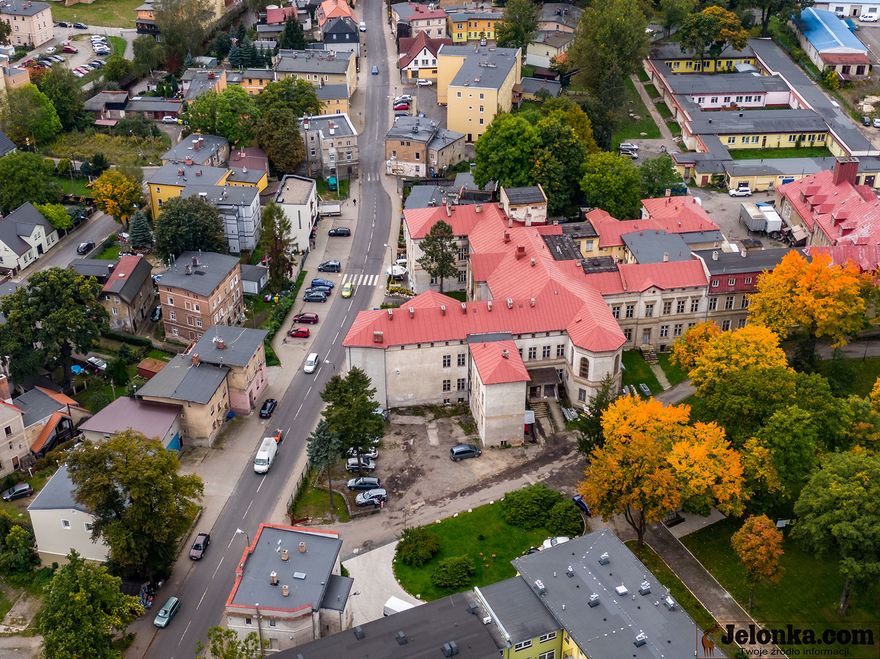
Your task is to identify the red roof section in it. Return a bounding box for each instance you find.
[404,204,503,240]
[317,0,353,26]
[101,255,141,295]
[398,32,453,69]
[586,210,662,248]
[30,410,69,454]
[399,2,447,20]
[265,5,298,24]
[641,196,721,234]
[583,261,708,295]
[470,340,530,385]
[807,244,880,273]
[35,386,79,408]
[819,52,870,65]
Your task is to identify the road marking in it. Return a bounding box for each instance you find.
[178,621,192,646]
[334,331,340,342]
[212,556,225,579]
[306,385,312,397]
[296,403,304,416]
[256,477,265,494]
[196,586,209,610]
[243,499,254,518]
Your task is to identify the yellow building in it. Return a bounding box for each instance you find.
[438,45,521,142]
[651,42,756,73]
[274,49,357,96]
[447,10,502,43]
[145,163,229,219]
[238,69,276,95]
[316,83,351,115]
[227,168,268,192]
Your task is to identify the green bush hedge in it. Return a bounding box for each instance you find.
[547,500,584,537]
[396,527,440,567]
[102,330,153,347]
[430,555,474,590]
[500,484,563,530]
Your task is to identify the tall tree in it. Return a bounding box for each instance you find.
[531,113,587,216]
[580,152,642,219]
[37,66,85,131]
[659,0,696,37]
[92,170,143,229]
[473,113,540,188]
[678,6,749,69]
[129,209,154,251]
[0,20,10,45]
[746,0,807,37]
[0,524,38,575]
[321,367,385,463]
[0,268,108,390]
[792,450,880,615]
[197,627,265,659]
[67,432,204,579]
[731,515,784,612]
[259,203,296,289]
[186,87,258,146]
[256,108,306,173]
[210,31,232,59]
[153,0,214,71]
[306,419,342,516]
[573,374,617,455]
[38,551,143,659]
[670,321,721,373]
[154,196,228,261]
[0,83,62,146]
[756,405,821,507]
[495,0,539,52]
[132,35,166,76]
[278,16,306,50]
[0,152,60,214]
[542,98,600,154]
[255,77,322,118]
[417,220,458,293]
[640,154,685,197]
[103,55,132,83]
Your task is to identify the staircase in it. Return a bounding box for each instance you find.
[530,401,552,438]
[639,344,658,364]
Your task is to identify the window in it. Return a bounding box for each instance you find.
[578,388,586,402]
[710,96,718,103]
[458,271,467,283]
[457,378,466,391]
[625,304,634,318]
[741,296,750,309]
[579,357,590,379]
[457,91,461,97]
[662,300,672,315]
[752,136,760,143]
[540,632,558,642]
[443,354,451,368]
[458,248,468,260]
[479,105,484,113]
[659,324,669,338]
[741,136,749,144]
[673,323,683,337]
[727,136,735,145]
[195,319,203,328]
[645,303,654,317]
[623,328,632,341]
[728,278,736,286]
[745,95,753,103]
[457,353,466,367]
[725,296,734,310]
[528,347,537,360]
[722,319,731,331]
[169,311,177,321]
[538,652,555,659]
[514,640,533,650]
[166,296,174,304]
[708,297,718,311]
[691,299,699,313]
[84,523,93,531]
[676,299,686,313]
[697,97,704,104]
[542,345,551,359]
[61,520,71,529]
[556,344,565,358]
[442,379,451,392]
[723,96,731,103]
[3,427,10,437]
[245,617,252,625]
[738,317,747,328]
[611,305,621,319]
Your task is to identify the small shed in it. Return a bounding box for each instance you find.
[137,357,168,380]
[241,264,270,295]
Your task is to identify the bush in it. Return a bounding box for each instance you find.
[430,555,474,590]
[396,527,440,567]
[547,500,584,537]
[102,330,153,347]
[500,484,563,530]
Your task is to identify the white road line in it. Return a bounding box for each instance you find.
[212,556,225,579]
[196,586,209,610]
[306,385,312,397]
[296,403,304,416]
[243,499,254,518]
[256,477,265,494]
[178,621,192,646]
[334,331,340,342]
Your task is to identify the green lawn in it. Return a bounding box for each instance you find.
[95,245,121,260]
[657,353,688,386]
[682,518,880,657]
[817,355,880,396]
[643,82,660,98]
[45,132,170,167]
[315,177,350,201]
[667,120,681,136]
[655,100,674,120]
[637,69,650,82]
[729,146,833,160]
[611,77,661,147]
[51,176,93,197]
[290,482,350,524]
[621,350,662,394]
[51,0,142,28]
[443,290,466,302]
[74,368,135,413]
[393,501,550,601]
[108,36,127,57]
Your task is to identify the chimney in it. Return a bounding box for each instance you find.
[191,354,200,366]
[195,169,202,176]
[270,571,278,585]
[515,245,526,259]
[298,541,307,553]
[503,231,510,243]
[387,309,394,320]
[281,548,289,561]
[506,298,513,309]
[408,307,415,318]
[530,257,536,267]
[192,255,199,267]
[446,202,453,217]
[373,331,384,343]
[0,375,11,404]
[501,349,509,359]
[282,584,290,597]
[529,297,536,307]
[216,338,226,349]
[662,252,669,262]
[664,188,671,197]
[832,156,860,186]
[185,157,193,165]
[440,304,446,315]
[475,204,482,213]
[460,303,467,314]
[487,300,493,311]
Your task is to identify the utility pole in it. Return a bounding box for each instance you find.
[255,603,265,657]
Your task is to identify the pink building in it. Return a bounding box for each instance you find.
[189,326,268,414]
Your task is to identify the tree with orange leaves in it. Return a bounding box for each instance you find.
[670,321,721,373]
[688,324,787,394]
[731,514,784,612]
[578,396,744,545]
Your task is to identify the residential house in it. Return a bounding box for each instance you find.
[0,380,29,476]
[228,146,270,192]
[391,3,447,38]
[322,16,360,57]
[135,0,160,37]
[83,90,129,127]
[315,0,353,28]
[398,32,452,81]
[236,68,276,95]
[649,41,757,74]
[145,162,229,219]
[78,396,182,450]
[162,134,230,168]
[69,258,115,283]
[275,174,319,251]
[190,326,268,413]
[0,202,60,275]
[224,524,353,652]
[13,386,88,457]
[446,10,502,43]
[181,184,262,253]
[300,113,359,179]
[240,264,269,294]
[100,254,155,333]
[500,186,547,224]
[124,97,183,120]
[274,49,357,95]
[265,4,310,30]
[512,77,562,105]
[28,464,110,565]
[438,45,521,142]
[538,2,582,33]
[0,129,15,157]
[794,8,871,79]
[525,31,573,69]
[181,68,228,101]
[384,115,466,178]
[316,83,350,114]
[0,0,53,48]
[136,353,230,444]
[157,251,244,342]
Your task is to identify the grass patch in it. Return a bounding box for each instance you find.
[657,353,687,386]
[74,373,131,413]
[621,350,662,395]
[0,586,13,622]
[666,120,681,135]
[655,100,673,119]
[393,501,550,600]
[637,68,650,82]
[442,290,467,302]
[146,349,172,361]
[45,132,170,167]
[290,481,350,523]
[50,176,93,197]
[51,0,143,28]
[611,77,661,147]
[95,244,121,260]
[682,517,880,657]
[643,82,660,98]
[107,36,127,57]
[729,146,833,160]
[264,341,280,367]
[816,355,880,396]
[315,177,350,201]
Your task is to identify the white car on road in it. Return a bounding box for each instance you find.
[728,186,752,197]
[860,13,878,21]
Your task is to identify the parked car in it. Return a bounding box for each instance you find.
[873,117,880,128]
[304,352,320,373]
[259,398,278,418]
[44,46,57,54]
[73,22,88,28]
[346,457,376,472]
[153,597,181,628]
[860,13,878,21]
[341,281,354,298]
[76,241,95,255]
[359,20,367,31]
[72,70,85,78]
[728,185,752,197]
[189,532,210,560]
[347,476,381,491]
[540,536,570,551]
[347,445,378,460]
[393,103,410,111]
[371,65,379,75]
[1,482,33,501]
[450,443,481,461]
[618,142,639,151]
[161,115,177,123]
[311,277,335,289]
[317,260,341,272]
[328,227,351,237]
[618,147,638,159]
[356,488,387,507]
[288,326,310,338]
[571,494,592,516]
[90,59,105,67]
[416,78,433,86]
[305,285,332,297]
[292,312,319,324]
[150,305,162,322]
[862,115,872,126]
[303,290,328,303]
[394,95,413,104]
[62,44,78,53]
[56,21,70,27]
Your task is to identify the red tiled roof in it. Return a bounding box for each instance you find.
[229,147,269,174]
[30,410,69,454]
[404,204,502,240]
[398,32,452,69]
[819,52,870,65]
[35,387,79,407]
[586,210,662,249]
[807,244,880,273]
[266,5,297,23]
[470,340,530,385]
[583,261,708,295]
[641,196,721,234]
[101,255,141,295]
[318,0,353,25]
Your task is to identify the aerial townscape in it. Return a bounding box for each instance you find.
[1,0,880,657]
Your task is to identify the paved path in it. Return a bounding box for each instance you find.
[656,379,696,404]
[343,541,421,625]
[650,363,671,390]
[630,74,674,141]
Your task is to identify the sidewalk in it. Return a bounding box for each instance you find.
[630,74,674,141]
[656,379,695,404]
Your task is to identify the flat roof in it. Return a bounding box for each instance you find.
[181,184,258,207]
[301,113,356,138]
[665,71,790,95]
[137,353,228,404]
[689,108,828,135]
[0,0,50,16]
[276,174,316,205]
[694,247,793,274]
[78,397,179,440]
[477,577,559,644]
[442,45,520,90]
[622,230,693,264]
[191,326,267,368]
[162,134,228,164]
[126,97,182,113]
[275,49,353,74]
[386,116,440,143]
[158,251,240,297]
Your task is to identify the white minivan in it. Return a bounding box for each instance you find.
[383,596,416,616]
[304,352,320,373]
[253,437,278,474]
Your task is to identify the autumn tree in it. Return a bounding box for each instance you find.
[417,220,458,293]
[92,170,143,229]
[154,196,228,261]
[580,152,642,219]
[474,113,540,188]
[679,6,749,69]
[259,203,296,290]
[731,515,784,611]
[670,321,721,374]
[495,0,539,52]
[579,396,744,544]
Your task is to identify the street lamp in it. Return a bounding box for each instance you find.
[254,602,265,657]
[235,527,250,547]
[323,359,336,372]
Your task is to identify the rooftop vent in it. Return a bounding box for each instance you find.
[503,231,511,243]
[506,298,513,309]
[663,595,676,610]
[639,580,651,595]
[566,565,574,578]
[297,542,305,554]
[354,626,365,640]
[441,641,460,657]
[515,245,526,259]
[269,571,278,585]
[588,593,600,607]
[396,631,408,646]
[293,571,307,580]
[461,303,467,314]
[501,349,509,359]
[191,353,200,366]
[440,304,446,316]
[530,257,536,267]
[535,579,546,595]
[408,306,415,318]
[529,297,536,307]
[598,552,610,565]
[282,584,290,597]
[475,204,482,213]
[615,584,628,596]
[387,308,394,320]
[634,632,648,647]
[280,548,289,561]
[487,300,493,311]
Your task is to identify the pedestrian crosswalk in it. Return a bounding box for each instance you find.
[342,273,383,287]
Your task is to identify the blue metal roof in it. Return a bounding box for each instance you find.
[797,8,868,53]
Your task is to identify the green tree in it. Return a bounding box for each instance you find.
[757,405,821,507]
[573,374,617,455]
[228,44,242,68]
[473,113,540,188]
[210,31,233,59]
[129,210,153,250]
[38,550,143,659]
[278,16,306,50]
[417,219,458,293]
[67,431,204,579]
[132,35,166,75]
[306,419,342,516]
[792,450,880,615]
[259,203,296,290]
[197,627,265,659]
[256,107,306,173]
[0,83,62,146]
[640,154,685,198]
[38,66,85,131]
[659,0,696,36]
[0,152,60,214]
[501,484,563,529]
[103,55,132,83]
[0,525,38,574]
[495,0,539,51]
[542,98,600,154]
[679,6,749,69]
[255,77,321,117]
[36,203,74,231]
[746,0,808,37]
[0,20,10,45]
[580,152,642,218]
[395,527,440,567]
[431,556,474,590]
[153,0,214,71]
[320,367,385,464]
[547,500,585,537]
[186,87,258,146]
[531,113,587,216]
[153,196,228,261]
[0,268,108,390]
[185,90,219,133]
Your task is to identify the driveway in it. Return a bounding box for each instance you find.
[342,541,421,625]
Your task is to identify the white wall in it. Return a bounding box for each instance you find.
[29,509,109,564]
[471,374,527,446]
[280,186,318,253]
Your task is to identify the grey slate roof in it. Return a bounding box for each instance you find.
[512,530,726,659]
[689,108,828,135]
[69,258,115,282]
[191,326,267,367]
[181,184,258,207]
[695,247,793,274]
[27,464,87,513]
[315,83,349,100]
[227,167,265,184]
[319,574,353,611]
[504,186,545,205]
[538,2,582,28]
[162,134,228,164]
[405,184,449,209]
[125,98,183,113]
[0,0,50,16]
[529,30,573,49]
[0,130,17,156]
[275,49,353,75]
[477,577,559,644]
[519,77,561,97]
[0,203,54,256]
[137,353,228,404]
[239,263,268,283]
[428,127,465,151]
[622,230,693,264]
[665,71,790,95]
[14,388,65,429]
[159,251,240,297]
[78,397,180,440]
[146,163,228,187]
[323,16,358,37]
[440,45,520,90]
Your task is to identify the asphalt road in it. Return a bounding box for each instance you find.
[143,7,393,658]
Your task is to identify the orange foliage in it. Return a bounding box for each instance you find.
[689,325,788,393]
[670,321,721,374]
[731,514,784,610]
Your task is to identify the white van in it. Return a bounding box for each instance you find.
[304,352,320,373]
[383,596,416,616]
[253,437,278,474]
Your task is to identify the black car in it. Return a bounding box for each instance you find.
[56,21,70,27]
[303,290,328,303]
[1,482,33,501]
[150,305,162,322]
[259,399,277,418]
[328,227,351,237]
[317,260,341,273]
[76,241,95,255]
[347,476,381,491]
[73,22,88,28]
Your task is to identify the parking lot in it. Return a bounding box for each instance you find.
[395,80,446,129]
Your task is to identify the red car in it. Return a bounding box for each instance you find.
[288,327,310,338]
[393,103,410,111]
[292,312,319,324]
[62,45,78,53]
